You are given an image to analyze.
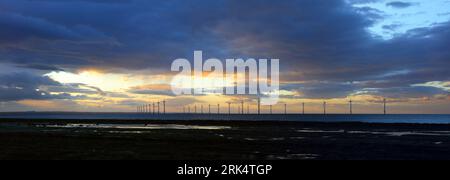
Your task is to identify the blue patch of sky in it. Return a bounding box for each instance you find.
[350,0,450,40]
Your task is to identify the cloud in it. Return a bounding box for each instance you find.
[386,1,417,8]
[347,0,381,5]
[128,84,175,96]
[382,23,403,31]
[16,64,64,71]
[0,12,112,44]
[282,81,357,99]
[0,0,449,110]
[0,72,68,101]
[358,86,449,99]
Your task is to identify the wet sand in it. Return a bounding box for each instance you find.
[1,119,450,160]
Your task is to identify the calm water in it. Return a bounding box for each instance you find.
[0,112,450,124]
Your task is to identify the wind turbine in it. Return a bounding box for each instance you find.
[349,100,353,115]
[257,98,261,115]
[284,104,287,114]
[241,100,244,114]
[302,102,305,115]
[163,100,166,114]
[152,103,155,114]
[157,102,160,114]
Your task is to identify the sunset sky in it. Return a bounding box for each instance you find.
[0,0,449,114]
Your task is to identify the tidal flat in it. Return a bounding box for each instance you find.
[0,119,449,160]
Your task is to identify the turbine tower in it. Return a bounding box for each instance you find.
[157,102,160,114]
[241,100,244,114]
[152,103,155,114]
[383,98,387,115]
[257,98,261,115]
[349,100,353,115]
[302,102,305,115]
[163,100,166,114]
[217,104,220,114]
[284,104,287,114]
[227,102,231,115]
[323,101,327,115]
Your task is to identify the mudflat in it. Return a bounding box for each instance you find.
[0,119,449,160]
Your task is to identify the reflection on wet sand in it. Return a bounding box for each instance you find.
[296,128,450,137]
[43,124,232,130]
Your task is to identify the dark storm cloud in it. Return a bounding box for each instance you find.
[368,86,448,99]
[282,82,357,99]
[0,0,449,100]
[33,0,131,3]
[0,0,228,69]
[0,11,112,43]
[0,72,64,101]
[16,64,64,71]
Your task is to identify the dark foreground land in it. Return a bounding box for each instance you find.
[0,119,449,160]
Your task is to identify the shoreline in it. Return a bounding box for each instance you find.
[2,113,450,124]
[1,118,450,126]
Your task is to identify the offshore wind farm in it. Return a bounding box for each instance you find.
[1,0,450,161]
[135,97,386,115]
[1,97,449,124]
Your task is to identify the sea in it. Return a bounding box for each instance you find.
[0,112,450,124]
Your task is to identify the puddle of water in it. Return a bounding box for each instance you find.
[43,124,231,130]
[267,154,319,160]
[296,128,450,137]
[348,131,450,137]
[290,137,305,140]
[269,138,285,141]
[296,129,345,133]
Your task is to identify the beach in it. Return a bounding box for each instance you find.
[1,119,449,160]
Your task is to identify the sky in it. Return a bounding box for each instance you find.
[0,0,449,114]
